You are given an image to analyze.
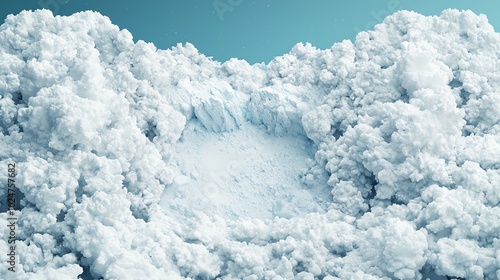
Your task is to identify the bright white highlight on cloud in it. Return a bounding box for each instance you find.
[0,9,499,280]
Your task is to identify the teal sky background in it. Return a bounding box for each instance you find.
[1,1,499,64]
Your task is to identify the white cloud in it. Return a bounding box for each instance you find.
[0,8,499,280]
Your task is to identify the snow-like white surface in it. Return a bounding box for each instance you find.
[0,8,499,280]
[161,121,329,220]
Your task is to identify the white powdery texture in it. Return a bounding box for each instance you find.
[0,8,499,280]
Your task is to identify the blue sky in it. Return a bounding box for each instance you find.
[1,1,499,63]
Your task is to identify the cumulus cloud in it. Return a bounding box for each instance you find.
[0,8,499,280]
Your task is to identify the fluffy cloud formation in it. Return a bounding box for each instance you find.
[0,9,499,280]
